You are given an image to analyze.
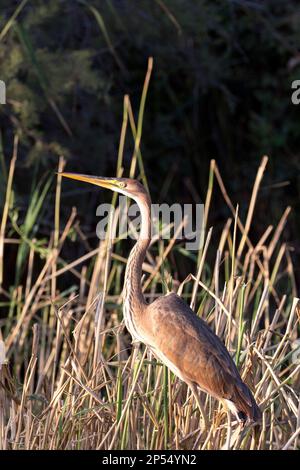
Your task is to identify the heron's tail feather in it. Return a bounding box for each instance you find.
[233,382,261,424]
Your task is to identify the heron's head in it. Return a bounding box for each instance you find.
[59,173,150,203]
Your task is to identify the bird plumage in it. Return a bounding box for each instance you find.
[60,172,261,426]
[144,293,261,424]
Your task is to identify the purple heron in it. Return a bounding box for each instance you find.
[60,173,261,427]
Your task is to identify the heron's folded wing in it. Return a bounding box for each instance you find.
[147,293,251,404]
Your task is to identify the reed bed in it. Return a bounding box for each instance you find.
[0,62,299,450]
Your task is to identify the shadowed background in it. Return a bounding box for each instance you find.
[1,0,300,288]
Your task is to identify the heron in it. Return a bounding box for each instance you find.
[60,172,261,429]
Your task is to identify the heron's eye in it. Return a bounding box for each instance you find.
[118,182,126,188]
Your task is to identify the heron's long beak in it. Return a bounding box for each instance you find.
[59,172,117,190]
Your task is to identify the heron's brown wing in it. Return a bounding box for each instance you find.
[146,293,252,405]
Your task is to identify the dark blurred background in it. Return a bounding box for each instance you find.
[1,0,300,284]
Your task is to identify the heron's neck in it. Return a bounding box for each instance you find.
[123,193,151,310]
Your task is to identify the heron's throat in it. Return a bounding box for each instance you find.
[123,192,151,311]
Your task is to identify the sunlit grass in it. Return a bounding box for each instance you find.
[0,59,299,450]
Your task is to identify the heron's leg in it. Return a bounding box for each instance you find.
[188,382,208,432]
[224,409,232,449]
